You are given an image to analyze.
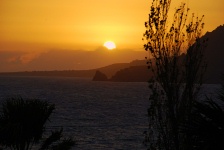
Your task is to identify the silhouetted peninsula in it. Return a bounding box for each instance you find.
[95,25,224,83]
[109,66,150,82]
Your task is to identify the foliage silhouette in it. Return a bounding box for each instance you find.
[143,0,207,149]
[50,138,75,150]
[0,97,75,150]
[0,97,55,150]
[40,129,63,150]
[40,128,75,150]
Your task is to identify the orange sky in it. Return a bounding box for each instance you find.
[0,0,223,51]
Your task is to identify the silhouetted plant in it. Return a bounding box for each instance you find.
[50,138,75,150]
[0,97,55,150]
[40,129,63,150]
[143,0,207,149]
[0,97,75,150]
[40,128,75,150]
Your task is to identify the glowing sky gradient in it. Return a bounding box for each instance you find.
[0,0,223,51]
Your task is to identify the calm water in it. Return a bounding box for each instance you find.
[0,76,151,150]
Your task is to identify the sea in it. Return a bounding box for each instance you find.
[0,76,152,150]
[0,76,221,149]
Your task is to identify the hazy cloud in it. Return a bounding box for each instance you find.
[6,56,19,63]
[19,52,41,64]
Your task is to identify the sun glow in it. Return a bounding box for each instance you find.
[103,41,116,50]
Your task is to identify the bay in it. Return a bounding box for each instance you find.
[0,76,150,150]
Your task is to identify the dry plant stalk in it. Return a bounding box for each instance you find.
[143,0,207,149]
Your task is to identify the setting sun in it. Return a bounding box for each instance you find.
[103,41,116,50]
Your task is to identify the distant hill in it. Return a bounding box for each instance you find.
[98,59,147,78]
[0,60,146,78]
[202,25,224,83]
[0,70,96,78]
[109,65,150,82]
[96,63,130,78]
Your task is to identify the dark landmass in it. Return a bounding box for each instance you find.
[92,65,150,82]
[93,60,151,82]
[110,65,151,82]
[0,70,96,78]
[96,63,130,78]
[93,25,224,83]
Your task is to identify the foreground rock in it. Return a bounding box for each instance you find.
[92,70,108,81]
